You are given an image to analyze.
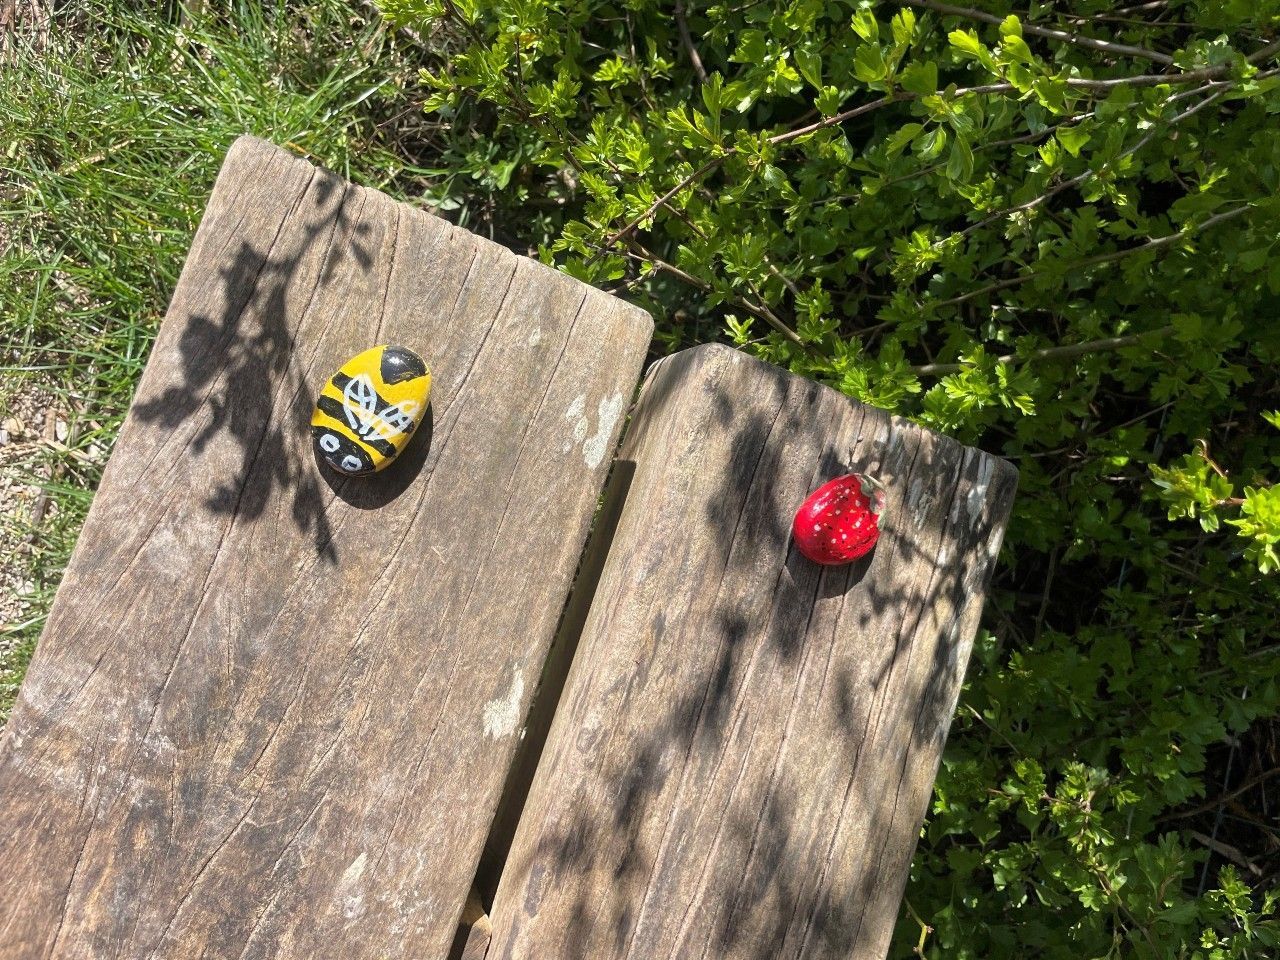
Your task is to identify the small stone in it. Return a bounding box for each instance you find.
[54,419,68,442]
[2,417,22,439]
[311,345,431,477]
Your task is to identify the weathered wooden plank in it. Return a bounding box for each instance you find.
[0,135,651,959]
[485,344,1017,960]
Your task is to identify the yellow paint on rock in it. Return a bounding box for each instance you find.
[311,344,431,476]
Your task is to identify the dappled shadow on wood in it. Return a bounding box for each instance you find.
[490,346,1013,959]
[131,175,374,566]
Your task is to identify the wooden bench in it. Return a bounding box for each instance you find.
[0,137,1015,960]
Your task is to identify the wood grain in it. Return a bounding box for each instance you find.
[485,344,1017,960]
[0,136,651,959]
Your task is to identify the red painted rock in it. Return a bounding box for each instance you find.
[792,473,886,565]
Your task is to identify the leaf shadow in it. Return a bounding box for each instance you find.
[130,171,390,565]
[489,346,1014,959]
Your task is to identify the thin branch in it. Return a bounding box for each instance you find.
[1061,44,1280,88]
[625,240,809,348]
[594,158,720,258]
[959,82,1231,239]
[902,0,1175,65]
[1113,1,1168,13]
[859,110,1092,196]
[592,41,1280,260]
[1061,15,1195,29]
[907,0,1280,88]
[674,0,707,83]
[597,86,1003,258]
[627,242,708,289]
[1188,830,1262,875]
[1067,203,1250,269]
[910,324,1175,376]
[1033,548,1058,643]
[935,204,1249,312]
[768,93,908,145]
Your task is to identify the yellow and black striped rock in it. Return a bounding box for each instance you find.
[311,345,431,476]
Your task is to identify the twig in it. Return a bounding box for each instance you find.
[1091,858,1163,956]
[1196,438,1231,480]
[902,897,934,956]
[673,0,707,83]
[1113,1,1168,13]
[38,436,100,469]
[1061,14,1194,29]
[932,204,1249,313]
[593,41,1279,260]
[958,82,1231,239]
[858,110,1092,197]
[902,0,1175,64]
[1189,830,1262,875]
[773,92,911,146]
[910,324,1175,376]
[1199,685,1248,895]
[1159,768,1280,822]
[1070,204,1250,268]
[596,86,996,258]
[1033,548,1058,642]
[624,240,810,348]
[594,159,720,259]
[1060,37,1280,88]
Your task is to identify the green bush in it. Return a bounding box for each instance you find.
[377,0,1280,955]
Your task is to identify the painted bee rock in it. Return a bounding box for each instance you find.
[311,345,431,476]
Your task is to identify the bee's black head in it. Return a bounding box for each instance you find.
[380,345,428,385]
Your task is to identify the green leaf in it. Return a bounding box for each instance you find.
[1001,35,1034,65]
[916,125,948,160]
[949,29,984,59]
[1057,124,1091,157]
[853,43,887,83]
[730,30,767,65]
[898,61,937,96]
[884,122,923,156]
[890,8,916,47]
[815,85,843,116]
[725,314,754,345]
[794,47,822,90]
[1000,14,1022,38]
[851,7,879,43]
[947,134,974,182]
[700,73,723,129]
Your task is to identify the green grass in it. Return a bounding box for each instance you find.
[0,0,440,718]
